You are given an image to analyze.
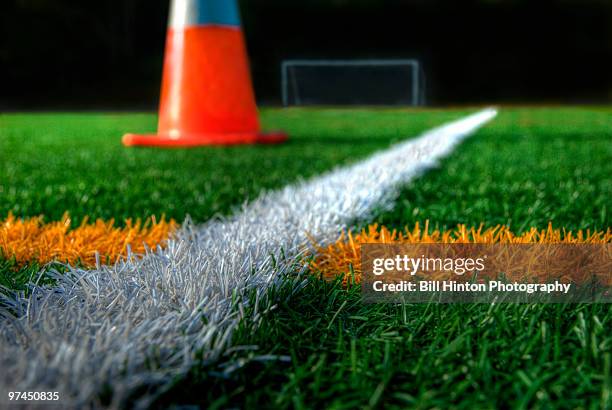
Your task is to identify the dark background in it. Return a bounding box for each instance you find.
[1,0,611,109]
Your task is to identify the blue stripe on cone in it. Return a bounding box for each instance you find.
[170,0,241,28]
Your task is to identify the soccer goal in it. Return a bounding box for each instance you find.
[281,59,425,107]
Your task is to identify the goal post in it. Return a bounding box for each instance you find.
[281,59,425,107]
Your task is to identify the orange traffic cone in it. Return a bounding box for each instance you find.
[122,0,286,147]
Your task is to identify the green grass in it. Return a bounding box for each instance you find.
[1,107,611,408]
[151,107,611,409]
[0,108,467,291]
[371,108,611,233]
[156,277,612,409]
[0,108,467,224]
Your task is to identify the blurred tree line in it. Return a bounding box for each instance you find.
[1,0,610,108]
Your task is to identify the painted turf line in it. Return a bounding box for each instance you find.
[0,109,497,408]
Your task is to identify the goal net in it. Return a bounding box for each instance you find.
[281,59,424,107]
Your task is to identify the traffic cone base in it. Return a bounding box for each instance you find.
[122,131,287,147]
[122,0,286,147]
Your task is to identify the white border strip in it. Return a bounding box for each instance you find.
[0,109,497,407]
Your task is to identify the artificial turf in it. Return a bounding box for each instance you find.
[1,107,611,408]
[157,278,612,409]
[0,108,468,290]
[0,108,468,224]
[370,107,611,233]
[151,107,611,409]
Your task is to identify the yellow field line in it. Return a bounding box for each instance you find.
[1,213,177,268]
[311,222,611,285]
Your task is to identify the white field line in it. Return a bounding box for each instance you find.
[0,109,497,408]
